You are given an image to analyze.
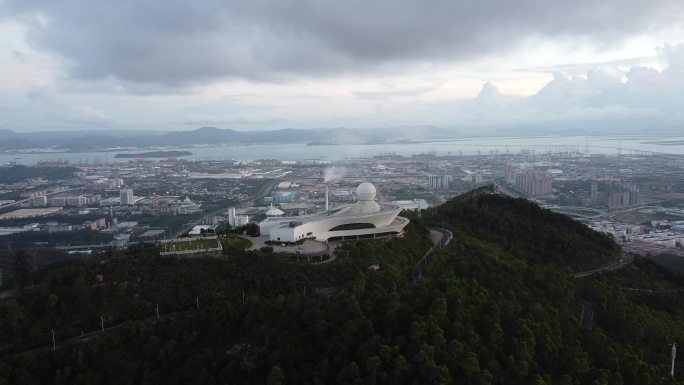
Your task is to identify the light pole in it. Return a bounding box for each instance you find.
[672,343,677,378]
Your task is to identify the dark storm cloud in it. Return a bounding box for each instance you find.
[3,0,684,87]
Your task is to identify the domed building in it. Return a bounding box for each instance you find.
[343,182,381,216]
[356,182,376,201]
[259,182,409,242]
[265,202,285,217]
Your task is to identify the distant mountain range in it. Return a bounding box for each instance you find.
[0,126,459,152]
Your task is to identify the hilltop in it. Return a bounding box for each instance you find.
[1,190,683,384]
[430,187,620,271]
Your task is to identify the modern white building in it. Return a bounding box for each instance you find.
[259,182,409,242]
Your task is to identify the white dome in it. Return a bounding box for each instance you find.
[356,182,377,201]
[266,203,284,217]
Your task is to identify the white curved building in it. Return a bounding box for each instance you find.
[259,182,409,242]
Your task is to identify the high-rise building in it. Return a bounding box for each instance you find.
[30,195,48,207]
[504,164,517,184]
[120,189,134,205]
[606,180,639,210]
[228,207,249,227]
[629,182,639,206]
[427,174,452,190]
[49,197,66,207]
[472,174,483,184]
[514,171,552,196]
[592,179,639,209]
[65,196,87,207]
[95,218,107,228]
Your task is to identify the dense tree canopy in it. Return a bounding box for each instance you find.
[1,189,683,384]
[0,165,77,183]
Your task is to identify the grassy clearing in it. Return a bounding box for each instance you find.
[161,238,221,253]
[225,236,253,250]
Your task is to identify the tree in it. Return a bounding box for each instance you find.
[462,352,480,385]
[13,250,29,291]
[267,366,285,385]
[216,224,231,236]
[245,223,260,237]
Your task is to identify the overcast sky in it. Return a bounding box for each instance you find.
[1,0,684,133]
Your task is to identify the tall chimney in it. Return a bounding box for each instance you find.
[325,184,329,212]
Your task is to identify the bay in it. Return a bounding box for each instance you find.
[2,135,684,165]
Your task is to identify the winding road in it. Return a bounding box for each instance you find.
[413,227,453,280]
[571,252,634,278]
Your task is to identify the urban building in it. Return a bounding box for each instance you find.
[471,173,483,183]
[120,189,134,205]
[65,196,87,207]
[514,171,552,196]
[427,174,452,190]
[228,207,250,227]
[590,179,639,209]
[47,223,73,233]
[49,197,66,207]
[260,182,409,242]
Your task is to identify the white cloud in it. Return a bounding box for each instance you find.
[441,43,684,133]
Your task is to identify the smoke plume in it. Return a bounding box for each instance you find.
[324,167,347,183]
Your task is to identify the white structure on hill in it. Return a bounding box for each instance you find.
[259,182,409,242]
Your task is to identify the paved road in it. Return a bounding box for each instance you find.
[430,228,453,247]
[571,253,634,278]
[413,227,453,280]
[7,308,199,358]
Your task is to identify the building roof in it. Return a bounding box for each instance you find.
[333,200,381,216]
[265,202,285,217]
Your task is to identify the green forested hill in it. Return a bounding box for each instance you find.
[428,187,620,271]
[1,190,683,385]
[0,165,78,183]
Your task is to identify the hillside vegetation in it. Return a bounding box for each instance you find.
[430,188,620,271]
[1,189,683,385]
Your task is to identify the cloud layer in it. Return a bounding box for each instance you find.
[3,0,684,87]
[440,43,684,133]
